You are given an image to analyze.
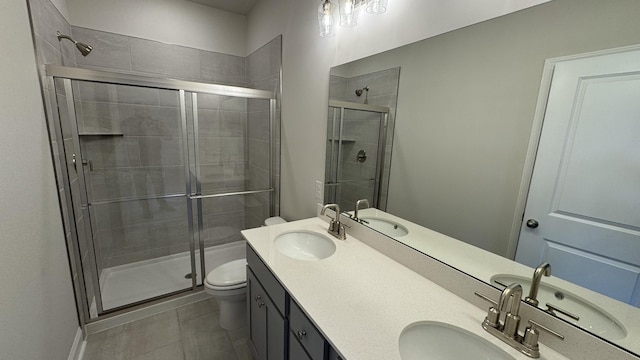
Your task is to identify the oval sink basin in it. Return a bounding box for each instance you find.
[491,274,627,340]
[274,231,336,260]
[399,321,515,360]
[360,216,408,237]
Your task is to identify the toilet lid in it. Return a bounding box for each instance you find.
[206,259,247,288]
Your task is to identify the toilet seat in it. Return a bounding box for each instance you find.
[205,259,247,291]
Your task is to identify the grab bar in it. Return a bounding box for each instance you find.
[188,188,274,200]
[89,188,275,205]
[89,193,186,206]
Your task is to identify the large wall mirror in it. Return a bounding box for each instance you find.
[324,0,640,356]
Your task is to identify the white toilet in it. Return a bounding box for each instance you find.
[204,216,287,330]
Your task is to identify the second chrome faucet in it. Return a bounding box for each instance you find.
[354,199,370,223]
[525,262,551,307]
[321,203,347,240]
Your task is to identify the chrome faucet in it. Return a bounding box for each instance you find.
[321,204,346,240]
[475,282,564,358]
[354,199,370,222]
[498,283,523,338]
[525,262,551,307]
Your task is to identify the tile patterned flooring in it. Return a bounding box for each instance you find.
[83,299,252,360]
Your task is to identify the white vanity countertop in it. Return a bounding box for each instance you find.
[355,208,640,353]
[242,217,568,360]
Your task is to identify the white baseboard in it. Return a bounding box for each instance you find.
[67,327,86,360]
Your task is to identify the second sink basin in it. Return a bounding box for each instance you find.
[360,216,409,237]
[491,274,627,341]
[274,231,336,260]
[399,321,515,360]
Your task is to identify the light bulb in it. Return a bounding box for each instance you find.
[339,0,360,27]
[318,0,337,37]
[345,0,353,15]
[366,0,387,14]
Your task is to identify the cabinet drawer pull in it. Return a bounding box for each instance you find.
[297,330,306,340]
[258,301,265,308]
[255,295,262,302]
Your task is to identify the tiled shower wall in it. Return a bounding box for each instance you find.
[246,38,282,229]
[328,68,400,212]
[28,0,281,311]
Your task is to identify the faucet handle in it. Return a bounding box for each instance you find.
[523,319,564,353]
[474,292,501,328]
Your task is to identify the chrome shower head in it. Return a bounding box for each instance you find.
[75,42,93,56]
[56,31,93,57]
[355,86,369,97]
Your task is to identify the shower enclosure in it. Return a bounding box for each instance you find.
[325,100,390,211]
[46,65,278,319]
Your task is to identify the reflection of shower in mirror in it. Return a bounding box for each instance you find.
[355,86,369,96]
[355,86,369,103]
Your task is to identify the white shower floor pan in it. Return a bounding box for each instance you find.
[99,241,246,311]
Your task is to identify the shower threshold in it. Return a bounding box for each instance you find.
[98,241,246,311]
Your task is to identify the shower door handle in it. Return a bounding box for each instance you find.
[82,159,93,171]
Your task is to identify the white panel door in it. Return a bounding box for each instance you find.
[516,49,640,307]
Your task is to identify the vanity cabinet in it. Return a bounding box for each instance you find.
[247,247,287,360]
[247,245,342,360]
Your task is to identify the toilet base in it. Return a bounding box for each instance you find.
[217,296,247,330]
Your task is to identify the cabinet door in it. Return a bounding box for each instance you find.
[265,294,286,360]
[248,268,287,360]
[248,270,267,359]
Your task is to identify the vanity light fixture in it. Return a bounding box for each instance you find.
[318,0,338,38]
[318,0,388,37]
[367,0,387,14]
[339,0,360,27]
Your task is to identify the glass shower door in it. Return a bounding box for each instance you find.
[187,92,274,286]
[49,65,278,320]
[60,79,193,313]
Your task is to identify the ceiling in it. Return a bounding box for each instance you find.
[186,0,260,15]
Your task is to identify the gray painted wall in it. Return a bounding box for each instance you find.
[0,1,79,359]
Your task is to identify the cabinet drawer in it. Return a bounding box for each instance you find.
[328,346,343,360]
[247,244,287,315]
[289,300,326,360]
[289,337,312,360]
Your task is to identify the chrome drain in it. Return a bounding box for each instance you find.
[185,273,196,279]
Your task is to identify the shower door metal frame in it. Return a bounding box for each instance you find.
[326,100,390,208]
[46,65,277,322]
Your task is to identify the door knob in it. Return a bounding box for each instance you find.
[526,219,539,228]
